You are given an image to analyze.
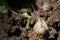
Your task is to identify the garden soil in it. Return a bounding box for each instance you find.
[0,0,60,40]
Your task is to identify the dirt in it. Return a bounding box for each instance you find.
[0,0,60,40]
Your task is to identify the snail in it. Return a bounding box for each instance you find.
[33,16,48,35]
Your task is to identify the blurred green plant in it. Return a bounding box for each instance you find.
[18,8,32,29]
[0,0,8,13]
[0,0,32,29]
[0,5,8,13]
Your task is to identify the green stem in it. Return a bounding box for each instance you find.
[22,12,32,29]
[26,19,30,29]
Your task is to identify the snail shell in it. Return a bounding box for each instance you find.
[33,17,48,35]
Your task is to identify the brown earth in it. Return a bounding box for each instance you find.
[0,0,60,40]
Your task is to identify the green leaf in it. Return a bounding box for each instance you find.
[22,12,31,19]
[17,8,32,13]
[0,5,8,13]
